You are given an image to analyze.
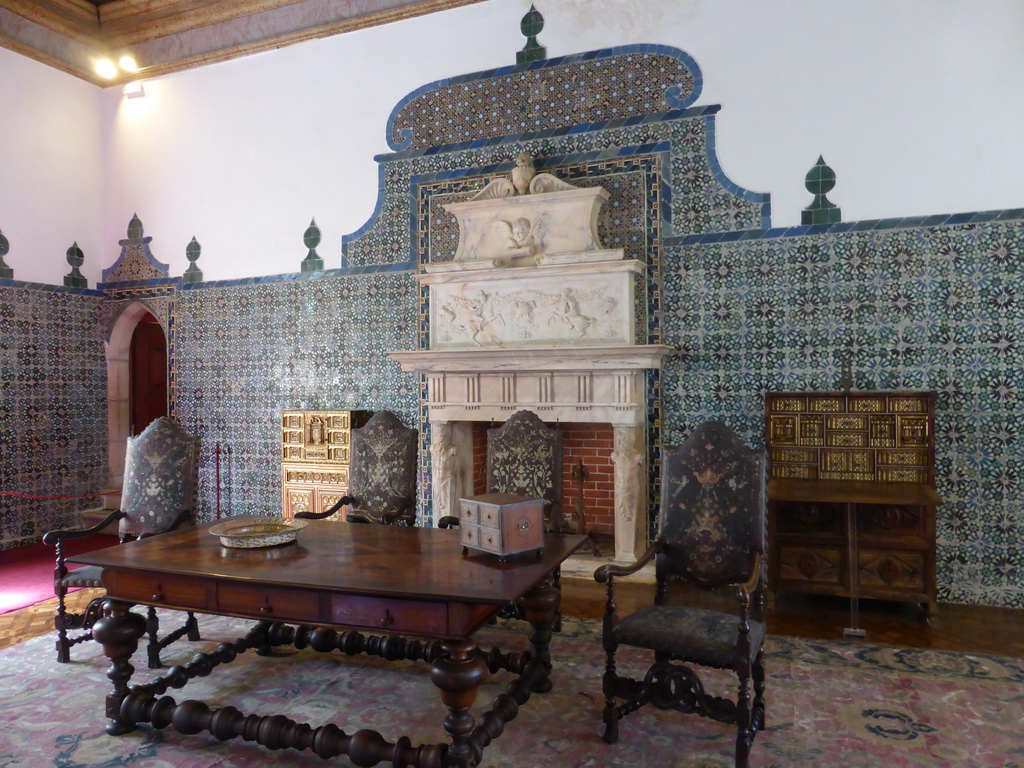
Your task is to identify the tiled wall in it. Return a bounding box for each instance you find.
[0,284,106,548]
[4,42,1022,609]
[662,216,1024,607]
[174,274,420,521]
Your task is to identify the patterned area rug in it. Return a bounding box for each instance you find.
[1,613,1021,767]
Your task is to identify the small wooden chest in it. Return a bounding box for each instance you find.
[458,493,544,557]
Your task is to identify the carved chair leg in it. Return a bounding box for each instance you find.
[600,643,621,744]
[752,648,766,732]
[53,587,71,663]
[734,668,753,768]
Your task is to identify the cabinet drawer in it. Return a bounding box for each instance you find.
[857,504,926,537]
[773,501,842,535]
[103,571,208,609]
[216,583,321,623]
[857,550,926,593]
[460,522,502,554]
[459,499,479,524]
[329,595,449,635]
[777,546,842,587]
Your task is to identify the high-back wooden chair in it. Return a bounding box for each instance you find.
[297,410,418,525]
[42,416,201,667]
[594,420,767,768]
[485,409,564,531]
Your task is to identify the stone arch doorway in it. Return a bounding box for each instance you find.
[106,301,168,488]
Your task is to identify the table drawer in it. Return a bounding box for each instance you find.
[329,595,449,635]
[103,571,208,608]
[216,583,321,623]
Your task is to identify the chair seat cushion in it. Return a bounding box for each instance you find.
[57,565,104,588]
[612,604,765,669]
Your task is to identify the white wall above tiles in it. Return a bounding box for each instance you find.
[2,0,1023,284]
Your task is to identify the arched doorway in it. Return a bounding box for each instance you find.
[129,312,168,436]
[106,302,168,488]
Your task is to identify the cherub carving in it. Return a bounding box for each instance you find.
[493,216,540,258]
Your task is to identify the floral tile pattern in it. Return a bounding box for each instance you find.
[0,286,106,548]
[662,219,1024,607]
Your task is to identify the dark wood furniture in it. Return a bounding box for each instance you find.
[70,520,585,768]
[595,421,767,768]
[765,391,940,617]
[42,416,201,667]
[295,410,418,526]
[486,409,564,532]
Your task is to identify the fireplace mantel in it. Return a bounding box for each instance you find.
[390,345,673,428]
[390,345,674,372]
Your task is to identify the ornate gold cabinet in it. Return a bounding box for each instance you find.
[765,392,940,616]
[280,410,368,519]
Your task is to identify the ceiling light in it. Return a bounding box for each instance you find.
[119,55,139,73]
[94,58,118,79]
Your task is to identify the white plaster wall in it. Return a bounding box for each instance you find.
[0,47,104,285]
[4,0,1024,283]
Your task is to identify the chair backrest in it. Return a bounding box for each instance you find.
[658,421,765,589]
[486,410,563,524]
[120,416,199,538]
[348,410,418,518]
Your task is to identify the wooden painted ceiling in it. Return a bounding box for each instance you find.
[0,0,483,85]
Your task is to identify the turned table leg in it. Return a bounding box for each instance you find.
[91,599,147,736]
[519,579,560,694]
[430,638,488,768]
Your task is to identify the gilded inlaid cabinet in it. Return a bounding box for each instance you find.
[765,392,940,616]
[280,410,369,519]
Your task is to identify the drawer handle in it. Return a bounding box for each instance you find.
[260,600,273,615]
[380,609,395,628]
[152,586,164,602]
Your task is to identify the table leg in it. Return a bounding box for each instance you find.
[91,599,147,735]
[430,638,488,768]
[518,579,560,693]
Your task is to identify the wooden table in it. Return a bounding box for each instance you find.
[71,520,586,768]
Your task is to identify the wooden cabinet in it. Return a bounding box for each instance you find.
[765,392,940,616]
[280,410,369,518]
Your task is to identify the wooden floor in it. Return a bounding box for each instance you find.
[5,579,1023,658]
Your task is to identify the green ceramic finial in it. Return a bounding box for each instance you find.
[300,218,324,273]
[802,155,842,225]
[517,4,546,65]
[127,213,144,240]
[0,228,11,279]
[64,241,88,288]
[183,236,203,283]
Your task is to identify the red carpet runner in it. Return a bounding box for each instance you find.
[0,535,118,614]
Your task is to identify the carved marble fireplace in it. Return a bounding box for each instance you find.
[389,157,672,562]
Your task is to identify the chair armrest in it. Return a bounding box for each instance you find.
[42,509,125,544]
[736,551,763,602]
[437,516,460,529]
[295,496,353,520]
[594,538,663,583]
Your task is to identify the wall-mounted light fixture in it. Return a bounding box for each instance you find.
[122,81,146,99]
